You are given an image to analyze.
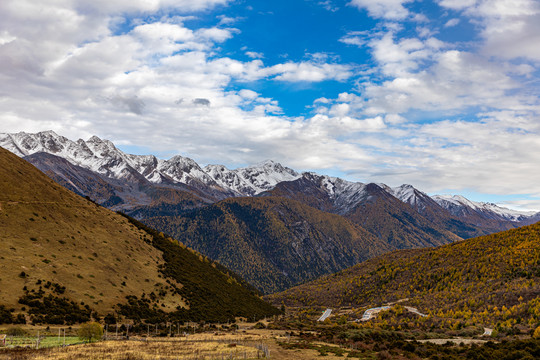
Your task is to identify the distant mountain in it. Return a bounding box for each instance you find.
[265,174,464,248]
[2,131,536,231]
[432,194,540,228]
[205,160,300,196]
[144,196,390,294]
[24,152,210,215]
[0,131,299,199]
[269,221,540,328]
[0,146,278,324]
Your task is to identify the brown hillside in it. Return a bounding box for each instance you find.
[0,147,279,324]
[0,147,179,314]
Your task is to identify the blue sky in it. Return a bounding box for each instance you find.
[1,0,540,210]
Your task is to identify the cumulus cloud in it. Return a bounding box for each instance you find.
[438,0,540,61]
[444,18,460,27]
[348,0,414,19]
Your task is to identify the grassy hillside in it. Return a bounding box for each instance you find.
[270,221,540,329]
[145,196,391,294]
[0,147,278,324]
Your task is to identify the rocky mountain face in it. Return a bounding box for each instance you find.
[0,131,299,199]
[264,174,521,243]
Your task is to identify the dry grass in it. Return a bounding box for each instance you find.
[0,147,187,314]
[0,329,352,360]
[0,338,267,360]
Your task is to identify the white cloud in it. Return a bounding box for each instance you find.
[437,0,476,10]
[0,30,16,45]
[339,31,368,47]
[444,18,460,27]
[245,51,264,59]
[318,1,339,12]
[217,15,238,25]
[265,62,353,82]
[73,0,231,14]
[196,27,237,42]
[348,0,414,20]
[438,0,540,61]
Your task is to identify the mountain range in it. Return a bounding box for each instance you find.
[1,131,534,223]
[0,146,278,324]
[2,130,539,293]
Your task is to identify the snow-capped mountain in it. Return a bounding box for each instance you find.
[432,194,537,223]
[205,160,300,196]
[387,184,429,208]
[0,131,299,197]
[316,174,369,214]
[1,131,538,226]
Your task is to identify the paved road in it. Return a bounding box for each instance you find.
[359,306,391,321]
[317,309,332,322]
[359,305,427,321]
[404,306,427,317]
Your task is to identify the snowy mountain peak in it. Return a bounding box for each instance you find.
[432,194,536,222]
[167,155,200,168]
[0,131,301,197]
[2,131,539,221]
[205,160,300,196]
[254,159,277,167]
[389,184,426,205]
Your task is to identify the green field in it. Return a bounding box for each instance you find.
[2,336,83,349]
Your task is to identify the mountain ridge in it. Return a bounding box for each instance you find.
[1,131,535,225]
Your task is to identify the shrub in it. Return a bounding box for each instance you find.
[254,322,267,329]
[6,327,28,336]
[0,305,14,324]
[78,321,103,342]
[533,325,540,339]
